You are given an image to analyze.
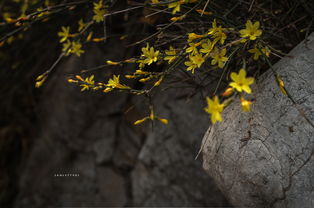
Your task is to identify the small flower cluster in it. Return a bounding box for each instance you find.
[64,15,271,126]
[68,74,131,92]
[58,26,85,57]
[93,0,106,23]
[204,69,255,123]
[2,0,291,128]
[98,18,268,124]
[56,0,109,57]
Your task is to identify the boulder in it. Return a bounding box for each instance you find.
[202,33,314,207]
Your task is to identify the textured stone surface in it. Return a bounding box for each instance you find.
[13,45,132,208]
[12,43,229,207]
[202,33,314,208]
[131,89,229,207]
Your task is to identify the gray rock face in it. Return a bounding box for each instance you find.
[131,90,229,207]
[14,45,132,208]
[202,33,314,208]
[12,43,229,206]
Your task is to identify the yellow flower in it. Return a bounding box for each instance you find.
[62,40,72,55]
[78,19,86,32]
[210,48,228,68]
[184,53,204,73]
[104,75,130,92]
[137,59,146,69]
[213,29,227,45]
[240,97,252,112]
[239,20,262,40]
[204,96,225,124]
[248,46,270,60]
[164,46,177,64]
[191,53,204,68]
[93,0,106,23]
[58,26,71,43]
[93,0,103,10]
[186,42,201,54]
[141,43,160,65]
[229,69,254,94]
[80,75,95,91]
[200,39,214,54]
[93,9,105,23]
[70,41,84,56]
[168,1,182,14]
[208,19,219,35]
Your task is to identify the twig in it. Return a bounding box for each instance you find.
[201,0,211,16]
[195,125,213,160]
[259,47,314,129]
[127,1,203,47]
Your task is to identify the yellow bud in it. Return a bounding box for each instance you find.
[36,74,45,81]
[149,111,155,120]
[154,78,163,86]
[195,9,212,15]
[5,17,15,23]
[86,32,93,42]
[35,77,47,88]
[75,75,84,81]
[93,37,105,42]
[103,87,112,93]
[139,76,152,82]
[134,117,148,125]
[276,77,287,95]
[120,35,128,40]
[188,33,203,40]
[157,118,168,125]
[124,58,136,63]
[170,15,186,22]
[221,87,234,97]
[125,75,135,79]
[240,97,252,112]
[106,60,120,65]
[67,79,78,83]
[135,70,150,75]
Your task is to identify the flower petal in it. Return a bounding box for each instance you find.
[230,72,238,82]
[239,69,246,78]
[242,85,252,94]
[246,77,255,85]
